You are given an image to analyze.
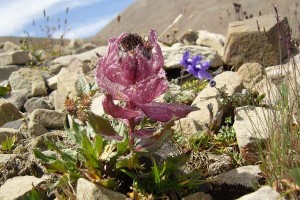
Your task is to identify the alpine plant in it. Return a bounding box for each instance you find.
[95,30,197,151]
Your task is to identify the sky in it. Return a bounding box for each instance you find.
[0,0,134,39]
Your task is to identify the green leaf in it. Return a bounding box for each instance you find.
[291,168,300,186]
[87,111,123,141]
[45,140,76,163]
[152,158,161,186]
[94,134,104,158]
[80,133,100,169]
[33,149,56,163]
[0,86,9,97]
[75,76,91,96]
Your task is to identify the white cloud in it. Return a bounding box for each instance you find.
[0,0,104,36]
[54,16,113,39]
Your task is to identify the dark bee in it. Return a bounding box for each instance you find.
[120,33,143,52]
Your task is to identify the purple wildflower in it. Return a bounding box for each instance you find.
[180,51,216,87]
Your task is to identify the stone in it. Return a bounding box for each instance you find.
[49,63,65,74]
[215,165,263,188]
[28,130,65,150]
[0,128,23,144]
[9,68,48,97]
[182,192,213,200]
[30,109,66,129]
[28,122,48,137]
[76,178,126,200]
[237,63,265,89]
[0,154,15,168]
[0,65,19,82]
[208,153,234,176]
[3,41,20,51]
[46,74,58,90]
[1,119,24,130]
[253,77,281,105]
[174,71,243,137]
[82,43,97,51]
[90,93,106,116]
[24,97,52,113]
[223,15,289,69]
[67,58,84,74]
[52,90,67,111]
[0,99,23,127]
[179,30,199,45]
[51,46,107,66]
[233,106,273,164]
[236,186,282,200]
[162,45,223,69]
[196,30,226,56]
[0,50,31,66]
[57,68,80,98]
[0,176,47,200]
[4,90,28,110]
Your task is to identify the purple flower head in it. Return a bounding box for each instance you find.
[95,30,198,151]
[180,51,216,87]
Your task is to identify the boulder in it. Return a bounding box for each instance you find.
[3,41,20,51]
[0,99,23,127]
[9,68,48,97]
[29,109,66,129]
[48,63,66,74]
[57,68,80,98]
[24,97,52,113]
[253,77,281,105]
[162,45,223,69]
[76,178,126,200]
[196,30,226,56]
[0,50,31,66]
[233,106,273,164]
[208,153,234,176]
[237,186,282,200]
[0,128,23,144]
[215,165,263,188]
[237,63,265,89]
[223,15,289,69]
[0,65,19,82]
[1,119,25,130]
[0,176,47,200]
[46,74,58,90]
[4,90,28,110]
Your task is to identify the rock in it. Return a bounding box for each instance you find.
[28,122,48,137]
[24,97,52,113]
[174,71,243,137]
[29,109,66,129]
[215,165,263,188]
[49,63,66,74]
[223,15,289,69]
[46,74,58,90]
[0,176,47,200]
[28,130,65,150]
[237,63,265,89]
[253,77,280,105]
[52,90,67,111]
[237,186,282,200]
[1,119,24,130]
[208,153,234,176]
[0,99,23,126]
[51,46,107,66]
[196,30,226,56]
[57,68,80,98]
[182,192,213,200]
[4,90,28,110]
[90,93,106,116]
[9,68,48,97]
[0,65,19,82]
[82,43,97,51]
[162,45,223,69]
[67,58,85,74]
[0,154,15,168]
[0,50,31,66]
[76,178,127,200]
[3,41,20,51]
[0,128,23,145]
[233,106,273,164]
[68,39,83,49]
[179,30,199,45]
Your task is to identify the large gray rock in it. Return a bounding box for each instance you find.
[0,50,31,66]
[162,45,223,69]
[233,106,273,164]
[4,91,28,110]
[174,71,243,137]
[208,153,234,176]
[215,165,263,188]
[9,68,48,97]
[0,65,19,82]
[0,176,47,200]
[0,99,23,127]
[24,97,52,113]
[237,186,282,200]
[223,15,289,69]
[51,46,107,66]
[57,68,80,98]
[76,178,126,200]
[29,109,66,129]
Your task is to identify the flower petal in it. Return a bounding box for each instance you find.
[138,102,199,122]
[103,94,141,119]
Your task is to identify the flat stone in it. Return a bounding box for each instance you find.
[0,176,47,200]
[237,186,282,200]
[76,178,126,200]
[196,30,225,56]
[0,50,31,66]
[9,68,48,97]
